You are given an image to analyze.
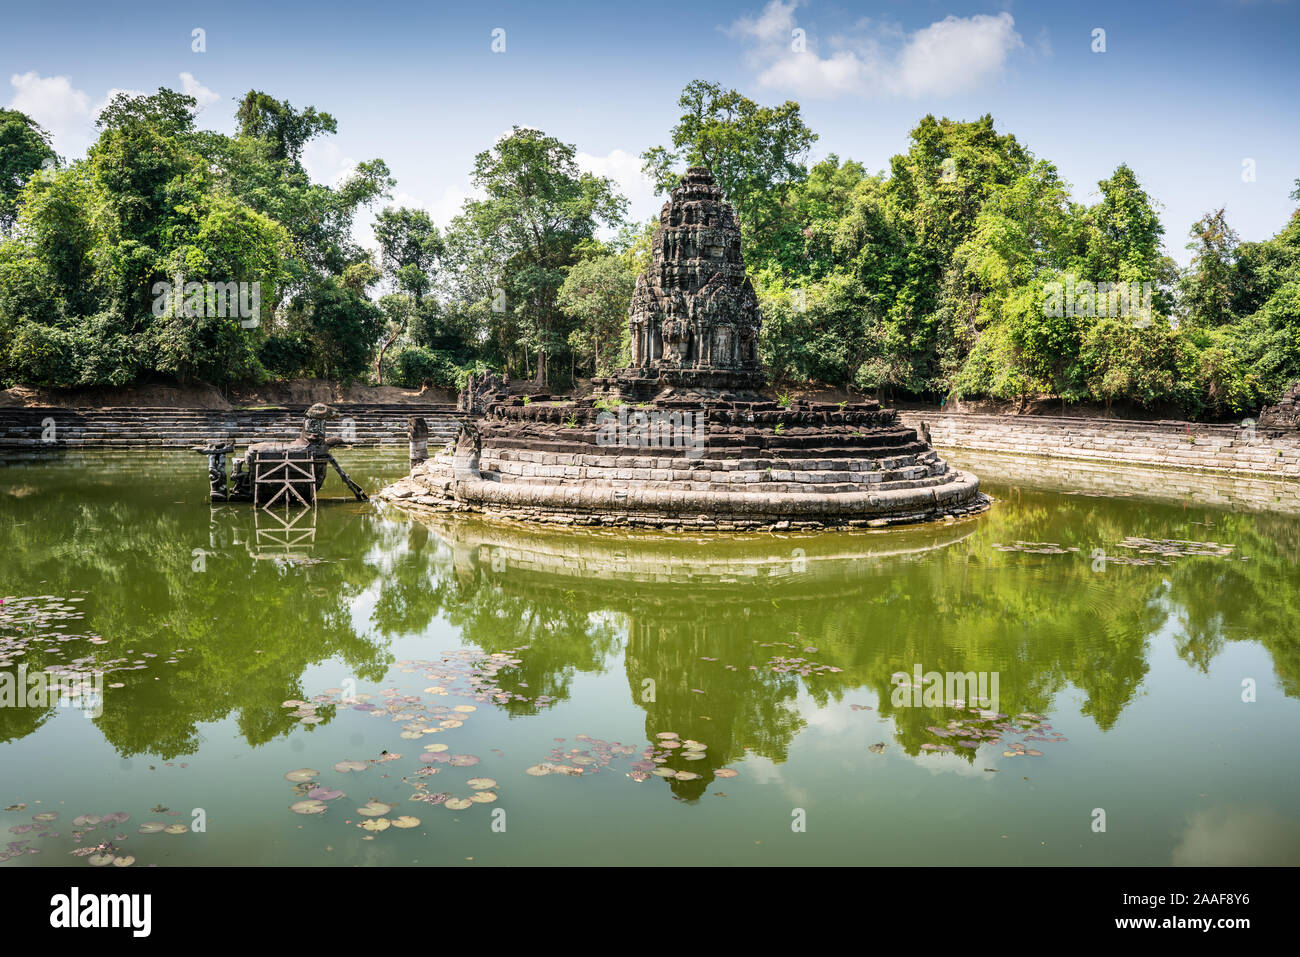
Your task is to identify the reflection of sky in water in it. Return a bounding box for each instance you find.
[1173,806,1300,866]
[1,450,1299,865]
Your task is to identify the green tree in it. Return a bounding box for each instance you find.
[642,80,815,263]
[558,250,637,376]
[452,126,626,385]
[235,91,337,163]
[1180,208,1240,330]
[0,109,58,233]
[372,206,445,382]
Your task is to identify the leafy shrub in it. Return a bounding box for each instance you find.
[390,346,460,389]
[3,321,77,386]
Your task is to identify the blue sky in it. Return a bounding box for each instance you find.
[4,0,1298,264]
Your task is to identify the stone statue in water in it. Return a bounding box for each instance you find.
[192,403,367,504]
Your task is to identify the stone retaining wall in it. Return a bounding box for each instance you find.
[898,412,1300,480]
[947,450,1300,514]
[0,405,466,450]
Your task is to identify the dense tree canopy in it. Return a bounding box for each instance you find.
[0,79,1296,417]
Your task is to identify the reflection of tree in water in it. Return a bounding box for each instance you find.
[6,452,1299,781]
[367,523,624,714]
[402,487,1300,781]
[624,611,806,802]
[0,467,395,758]
[1164,511,1300,695]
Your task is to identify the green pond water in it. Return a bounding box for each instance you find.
[2,447,1299,866]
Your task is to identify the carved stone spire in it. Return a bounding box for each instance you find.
[619,166,765,398]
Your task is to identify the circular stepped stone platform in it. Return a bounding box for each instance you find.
[379,398,987,530]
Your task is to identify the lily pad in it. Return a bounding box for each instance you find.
[444,798,472,811]
[163,823,189,835]
[333,760,367,773]
[112,856,135,867]
[358,818,390,832]
[284,768,319,783]
[290,800,328,815]
[137,822,166,834]
[356,801,392,817]
[448,754,480,767]
[525,764,553,776]
[390,816,420,828]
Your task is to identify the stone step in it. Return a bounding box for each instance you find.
[0,408,465,448]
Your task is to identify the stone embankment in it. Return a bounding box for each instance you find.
[0,405,465,450]
[948,450,1300,514]
[898,412,1300,481]
[6,404,1299,491]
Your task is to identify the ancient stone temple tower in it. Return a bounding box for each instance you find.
[618,166,764,398]
[379,167,988,531]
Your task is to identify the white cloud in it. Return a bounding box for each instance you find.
[8,72,224,160]
[896,14,1024,97]
[8,72,92,157]
[576,147,659,225]
[430,184,475,227]
[178,72,220,113]
[730,1,1024,99]
[301,139,357,188]
[378,185,478,230]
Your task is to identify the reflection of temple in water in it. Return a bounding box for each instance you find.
[415,512,980,800]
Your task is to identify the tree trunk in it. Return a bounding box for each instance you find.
[374,329,401,385]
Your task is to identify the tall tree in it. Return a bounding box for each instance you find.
[371,206,444,382]
[1181,208,1240,329]
[235,91,337,164]
[0,110,58,233]
[454,127,626,385]
[558,249,638,377]
[642,80,815,262]
[374,206,443,302]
